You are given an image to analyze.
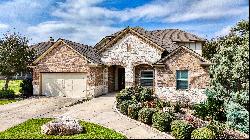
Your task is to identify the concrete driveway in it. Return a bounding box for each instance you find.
[0,97,80,132]
[0,93,174,139]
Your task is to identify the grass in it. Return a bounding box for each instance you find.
[0,99,17,105]
[0,118,127,139]
[0,80,22,94]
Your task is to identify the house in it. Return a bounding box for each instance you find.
[29,27,212,99]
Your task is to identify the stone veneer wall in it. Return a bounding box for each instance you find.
[32,44,106,97]
[155,47,210,104]
[101,33,162,87]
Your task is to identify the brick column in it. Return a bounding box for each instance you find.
[125,64,134,87]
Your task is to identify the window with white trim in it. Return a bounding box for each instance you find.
[176,70,188,89]
[140,70,154,87]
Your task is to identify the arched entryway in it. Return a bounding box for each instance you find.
[108,65,125,92]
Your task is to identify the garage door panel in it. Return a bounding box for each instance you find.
[42,73,87,98]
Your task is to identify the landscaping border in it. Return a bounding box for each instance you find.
[113,100,175,139]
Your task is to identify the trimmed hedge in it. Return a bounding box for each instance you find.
[152,112,175,132]
[118,100,134,115]
[139,88,153,102]
[116,91,132,104]
[128,104,142,119]
[191,127,216,139]
[138,108,156,124]
[171,120,193,139]
[0,89,15,99]
[19,78,33,97]
[206,121,227,138]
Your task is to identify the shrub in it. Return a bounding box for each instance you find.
[0,89,15,98]
[191,127,216,139]
[165,101,171,107]
[19,78,33,97]
[206,121,227,138]
[225,101,249,133]
[152,112,175,132]
[171,120,194,139]
[128,104,142,119]
[116,90,132,104]
[139,88,153,102]
[193,103,209,120]
[171,102,181,113]
[138,108,156,124]
[118,100,134,115]
[154,98,166,110]
[142,100,156,108]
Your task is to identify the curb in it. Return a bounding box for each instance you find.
[113,101,175,139]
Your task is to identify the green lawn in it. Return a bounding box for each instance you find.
[0,80,22,94]
[0,118,127,139]
[0,99,17,105]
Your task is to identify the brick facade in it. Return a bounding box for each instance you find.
[154,47,210,104]
[32,32,210,101]
[32,43,106,97]
[155,47,210,89]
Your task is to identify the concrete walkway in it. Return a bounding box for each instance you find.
[49,93,174,139]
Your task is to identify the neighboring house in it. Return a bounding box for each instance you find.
[0,73,32,80]
[29,27,212,99]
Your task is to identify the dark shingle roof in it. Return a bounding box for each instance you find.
[60,39,102,64]
[30,41,54,57]
[95,27,205,52]
[31,39,102,64]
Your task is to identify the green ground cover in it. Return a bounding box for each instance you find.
[0,99,17,105]
[0,118,127,139]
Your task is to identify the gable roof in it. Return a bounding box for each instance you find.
[155,45,211,64]
[31,38,102,65]
[30,41,55,57]
[95,27,205,52]
[96,27,165,53]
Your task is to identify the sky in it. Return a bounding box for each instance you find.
[0,0,249,46]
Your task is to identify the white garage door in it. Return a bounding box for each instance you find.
[42,73,87,98]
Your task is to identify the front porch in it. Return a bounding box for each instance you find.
[107,64,155,93]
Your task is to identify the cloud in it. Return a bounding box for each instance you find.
[27,21,121,45]
[0,23,9,30]
[214,26,232,37]
[165,0,249,22]
[0,0,54,22]
[0,0,249,45]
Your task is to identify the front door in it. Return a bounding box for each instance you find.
[118,68,125,90]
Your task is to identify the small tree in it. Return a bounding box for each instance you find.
[0,32,35,90]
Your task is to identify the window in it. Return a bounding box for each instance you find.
[140,70,154,86]
[176,70,188,89]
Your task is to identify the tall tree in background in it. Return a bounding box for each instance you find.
[0,32,35,90]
